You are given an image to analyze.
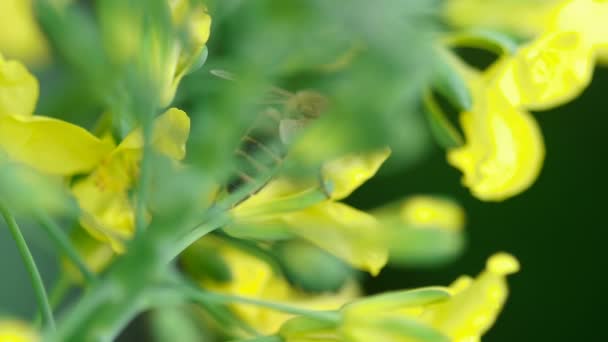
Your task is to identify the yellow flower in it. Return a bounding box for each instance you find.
[444,0,608,63]
[193,237,360,335]
[549,0,608,49]
[497,30,595,110]
[321,148,391,200]
[0,0,49,66]
[398,195,465,232]
[0,54,112,175]
[0,319,38,342]
[161,0,212,106]
[446,56,545,201]
[62,228,115,284]
[99,0,211,107]
[71,108,190,251]
[443,0,558,38]
[333,253,519,342]
[418,253,520,341]
[281,202,388,276]
[230,149,391,275]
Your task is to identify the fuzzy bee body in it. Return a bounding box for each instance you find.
[212,70,328,200]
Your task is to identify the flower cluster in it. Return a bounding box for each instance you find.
[442,0,608,201]
[1,1,595,341]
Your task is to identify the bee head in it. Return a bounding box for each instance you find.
[287,90,328,119]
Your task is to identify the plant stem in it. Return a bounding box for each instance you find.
[34,275,71,327]
[37,213,95,283]
[179,285,340,323]
[0,205,55,330]
[135,119,153,238]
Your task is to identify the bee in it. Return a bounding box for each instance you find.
[210,69,328,199]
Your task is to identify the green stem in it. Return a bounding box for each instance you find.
[232,336,282,342]
[179,285,340,323]
[36,213,96,283]
[34,275,71,327]
[0,204,55,330]
[135,115,154,237]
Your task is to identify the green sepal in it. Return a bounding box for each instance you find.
[180,242,233,283]
[279,315,339,337]
[344,287,451,313]
[444,29,520,55]
[431,54,473,112]
[352,316,450,342]
[422,90,464,149]
[274,240,352,292]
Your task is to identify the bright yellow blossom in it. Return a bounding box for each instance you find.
[497,30,595,110]
[99,0,211,107]
[0,54,111,175]
[0,319,38,342]
[0,0,49,66]
[447,57,545,201]
[230,149,391,274]
[548,0,608,49]
[444,0,608,63]
[71,108,190,251]
[399,195,465,232]
[321,148,391,200]
[418,253,520,341]
[195,237,360,335]
[330,253,519,342]
[443,0,558,38]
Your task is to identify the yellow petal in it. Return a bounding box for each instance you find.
[169,0,211,46]
[118,108,191,160]
[0,53,38,116]
[282,202,388,275]
[443,0,557,37]
[163,2,211,106]
[550,0,608,48]
[0,319,38,342]
[197,236,359,335]
[399,196,465,232]
[152,107,192,159]
[322,148,391,200]
[0,0,49,66]
[0,114,113,175]
[447,89,545,201]
[71,176,135,252]
[419,253,519,342]
[62,228,115,284]
[497,31,595,110]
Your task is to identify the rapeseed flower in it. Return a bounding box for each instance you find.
[230,149,392,275]
[445,54,545,201]
[187,236,359,335]
[0,0,50,66]
[0,53,111,176]
[71,108,190,252]
[99,0,211,107]
[279,253,519,342]
[0,319,38,342]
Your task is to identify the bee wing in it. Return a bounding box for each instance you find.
[279,119,308,145]
[210,69,237,81]
[210,69,294,101]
